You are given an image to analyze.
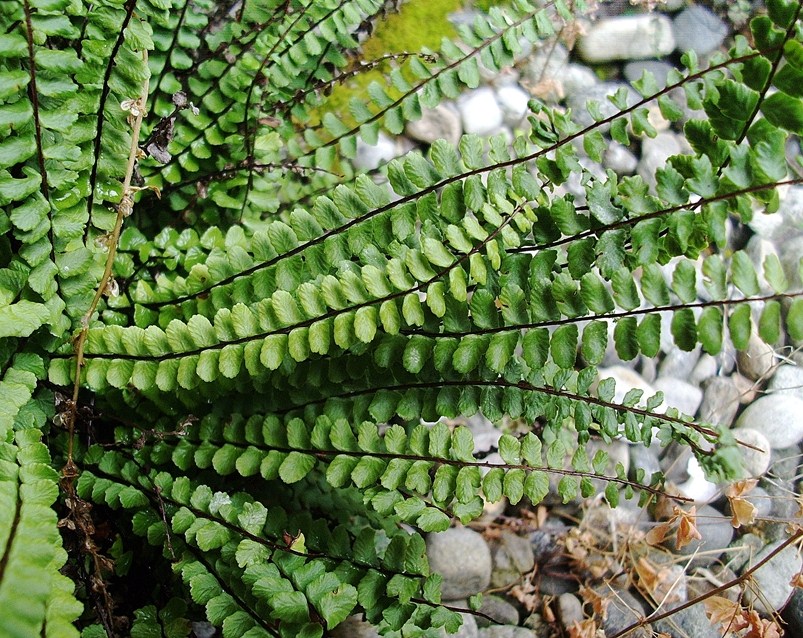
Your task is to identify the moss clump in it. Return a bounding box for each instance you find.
[317,0,464,126]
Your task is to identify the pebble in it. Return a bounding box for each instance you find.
[672,6,728,56]
[354,132,402,171]
[567,82,639,129]
[597,366,658,406]
[426,527,492,600]
[476,595,519,627]
[652,377,703,417]
[659,347,701,380]
[557,593,584,627]
[675,455,719,503]
[672,503,734,567]
[742,539,803,614]
[766,364,803,402]
[560,64,599,97]
[689,354,718,386]
[490,531,535,588]
[604,141,639,175]
[783,589,803,636]
[405,104,462,146]
[727,532,765,572]
[623,60,675,89]
[477,626,534,638]
[593,585,652,638]
[638,132,684,193]
[745,235,782,295]
[734,394,803,449]
[495,85,530,127]
[457,88,503,136]
[629,443,662,483]
[330,617,379,638]
[733,427,772,478]
[654,602,722,638]
[777,185,803,238]
[736,331,777,381]
[780,235,803,295]
[688,564,740,602]
[577,15,675,63]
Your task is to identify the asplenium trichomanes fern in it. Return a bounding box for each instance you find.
[1,0,802,635]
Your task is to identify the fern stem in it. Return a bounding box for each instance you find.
[64,49,151,478]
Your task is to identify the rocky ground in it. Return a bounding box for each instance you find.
[332,1,803,637]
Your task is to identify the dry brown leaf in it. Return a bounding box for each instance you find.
[726,479,759,528]
[791,571,803,589]
[729,496,757,528]
[744,610,782,638]
[578,584,609,620]
[567,619,597,638]
[675,506,703,550]
[645,520,673,546]
[704,596,749,632]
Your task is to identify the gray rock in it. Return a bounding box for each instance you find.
[638,132,684,192]
[560,63,599,96]
[522,613,550,638]
[694,381,732,434]
[673,504,734,567]
[777,185,803,240]
[688,565,741,602]
[521,42,569,88]
[630,443,662,483]
[659,347,702,380]
[446,611,479,638]
[623,60,675,89]
[495,85,530,127]
[427,527,492,600]
[330,616,381,638]
[767,445,802,481]
[783,589,803,636]
[476,595,519,628]
[567,82,639,129]
[727,532,765,572]
[733,427,772,478]
[355,132,401,171]
[672,6,728,56]
[597,366,658,406]
[406,104,462,146]
[594,585,652,638]
[654,602,721,638]
[604,141,639,175]
[780,235,803,294]
[690,354,718,386]
[734,394,803,449]
[746,235,783,295]
[457,88,503,136]
[477,626,534,638]
[767,364,803,402]
[747,485,773,519]
[742,539,803,613]
[191,622,217,638]
[653,377,703,417]
[490,531,535,588]
[529,529,562,564]
[577,15,676,63]
[736,331,777,381]
[558,593,584,627]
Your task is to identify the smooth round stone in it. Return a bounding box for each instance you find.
[427,527,492,600]
[653,376,703,417]
[780,235,803,295]
[639,132,684,192]
[593,585,652,638]
[676,455,719,503]
[659,346,702,380]
[673,6,728,56]
[354,132,400,171]
[736,331,777,381]
[490,531,535,588]
[745,235,782,295]
[331,616,380,638]
[732,427,771,478]
[495,85,530,127]
[603,141,638,175]
[577,15,675,63]
[623,60,675,88]
[776,184,803,240]
[673,504,734,566]
[476,595,519,627]
[690,354,718,386]
[558,593,583,627]
[567,82,639,129]
[742,540,803,614]
[457,88,503,136]
[406,104,462,146]
[767,364,803,402]
[597,366,658,407]
[478,626,536,638]
[734,394,803,449]
[654,603,721,638]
